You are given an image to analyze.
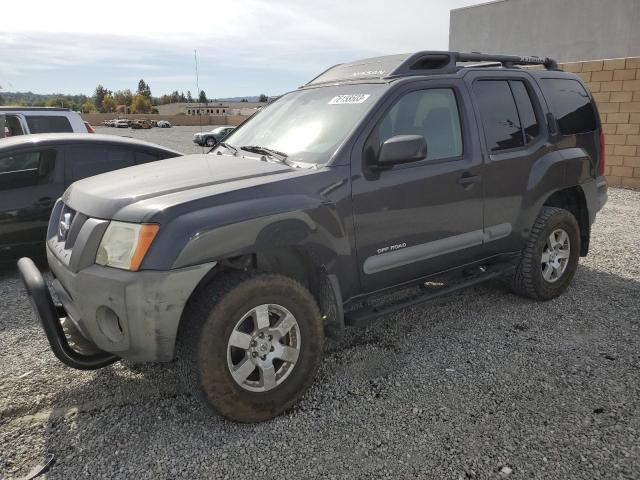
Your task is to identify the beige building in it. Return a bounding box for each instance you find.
[155,102,266,117]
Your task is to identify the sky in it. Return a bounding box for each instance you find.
[1,0,482,98]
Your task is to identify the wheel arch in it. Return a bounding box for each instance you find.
[542,185,590,256]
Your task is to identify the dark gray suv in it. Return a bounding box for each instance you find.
[18,51,608,423]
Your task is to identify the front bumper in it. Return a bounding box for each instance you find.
[19,248,215,368]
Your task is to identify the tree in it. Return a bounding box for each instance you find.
[0,93,4,105]
[93,85,111,112]
[258,94,269,103]
[169,90,180,103]
[113,89,132,107]
[240,98,248,102]
[130,94,152,113]
[159,94,172,105]
[81,101,97,113]
[102,94,117,113]
[186,91,193,103]
[198,90,207,103]
[180,91,186,102]
[137,79,151,99]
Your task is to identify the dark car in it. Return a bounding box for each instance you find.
[18,51,607,423]
[1,133,181,259]
[193,126,235,147]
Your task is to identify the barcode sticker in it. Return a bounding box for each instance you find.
[328,94,371,105]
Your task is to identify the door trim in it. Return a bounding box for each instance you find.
[363,222,511,274]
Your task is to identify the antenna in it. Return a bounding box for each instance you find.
[194,49,204,151]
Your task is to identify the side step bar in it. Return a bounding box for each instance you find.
[345,265,513,327]
[17,257,119,370]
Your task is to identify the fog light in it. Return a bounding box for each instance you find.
[96,306,124,343]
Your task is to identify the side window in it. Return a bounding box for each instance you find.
[510,81,540,143]
[0,149,56,190]
[68,146,135,181]
[5,115,25,137]
[473,80,524,152]
[540,78,597,134]
[136,151,160,164]
[25,116,73,133]
[370,88,463,161]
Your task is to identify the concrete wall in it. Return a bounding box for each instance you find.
[80,113,251,127]
[450,0,640,62]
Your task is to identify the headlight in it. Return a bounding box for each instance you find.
[95,221,159,271]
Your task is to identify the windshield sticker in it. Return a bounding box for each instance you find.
[328,94,371,105]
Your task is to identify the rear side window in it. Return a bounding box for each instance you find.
[0,149,56,190]
[68,145,135,181]
[474,79,541,152]
[541,78,597,134]
[474,81,524,151]
[25,115,73,133]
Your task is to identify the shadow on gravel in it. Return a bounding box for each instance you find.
[11,263,639,478]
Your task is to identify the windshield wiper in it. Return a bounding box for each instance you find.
[214,141,238,155]
[239,145,289,163]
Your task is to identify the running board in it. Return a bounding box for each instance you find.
[344,265,513,327]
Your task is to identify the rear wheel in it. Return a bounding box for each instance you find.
[205,137,216,147]
[178,273,324,422]
[511,206,580,300]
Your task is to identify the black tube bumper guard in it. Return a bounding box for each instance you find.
[17,257,118,370]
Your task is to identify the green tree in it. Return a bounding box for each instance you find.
[240,98,248,102]
[130,94,152,113]
[159,94,172,105]
[102,94,116,113]
[81,101,97,113]
[186,91,193,103]
[137,79,151,99]
[93,85,110,112]
[258,94,268,103]
[198,90,207,103]
[113,89,132,107]
[0,93,4,105]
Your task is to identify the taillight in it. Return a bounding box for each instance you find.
[85,121,95,133]
[599,130,606,176]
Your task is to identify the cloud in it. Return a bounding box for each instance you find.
[0,0,480,95]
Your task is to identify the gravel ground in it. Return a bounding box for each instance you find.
[1,170,639,477]
[94,125,227,155]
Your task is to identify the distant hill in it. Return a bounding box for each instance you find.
[0,91,90,107]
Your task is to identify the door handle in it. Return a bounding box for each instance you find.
[35,197,54,208]
[457,173,481,189]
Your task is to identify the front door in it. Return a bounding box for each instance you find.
[0,147,63,255]
[351,80,486,293]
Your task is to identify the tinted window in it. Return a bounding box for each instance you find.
[510,81,540,143]
[25,116,73,133]
[474,80,524,151]
[372,89,463,161]
[5,115,25,136]
[541,78,597,134]
[0,149,56,189]
[68,145,135,181]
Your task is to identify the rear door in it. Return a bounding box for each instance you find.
[464,71,547,256]
[0,147,64,252]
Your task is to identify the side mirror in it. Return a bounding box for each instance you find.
[376,135,427,167]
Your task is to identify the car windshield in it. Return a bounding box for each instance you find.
[219,84,386,164]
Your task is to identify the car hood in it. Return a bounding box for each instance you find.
[62,154,297,222]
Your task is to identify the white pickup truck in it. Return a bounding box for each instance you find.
[1,107,91,137]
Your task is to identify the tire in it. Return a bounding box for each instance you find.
[205,137,216,147]
[511,206,581,301]
[178,273,324,423]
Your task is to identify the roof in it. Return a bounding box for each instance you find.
[0,106,71,112]
[304,51,558,86]
[0,133,183,155]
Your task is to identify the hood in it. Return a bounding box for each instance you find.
[63,154,297,222]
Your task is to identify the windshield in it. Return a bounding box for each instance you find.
[219,84,386,164]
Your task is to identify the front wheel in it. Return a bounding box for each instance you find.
[178,273,324,422]
[205,137,216,147]
[511,206,581,300]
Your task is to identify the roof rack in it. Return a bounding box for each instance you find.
[305,51,558,86]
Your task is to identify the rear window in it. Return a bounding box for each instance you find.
[25,115,73,133]
[540,78,597,134]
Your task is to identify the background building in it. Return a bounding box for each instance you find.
[450,0,640,63]
[449,0,640,189]
[155,101,266,117]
